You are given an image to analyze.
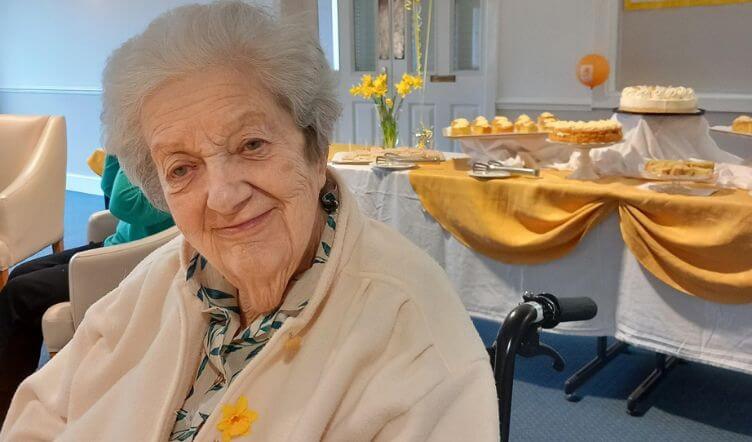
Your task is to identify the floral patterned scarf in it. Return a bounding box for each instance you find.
[170,197,338,441]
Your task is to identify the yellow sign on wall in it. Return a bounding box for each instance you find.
[625,0,752,9]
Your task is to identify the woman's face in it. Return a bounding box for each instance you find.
[140,67,326,314]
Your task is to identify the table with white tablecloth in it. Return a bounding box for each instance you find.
[332,161,752,376]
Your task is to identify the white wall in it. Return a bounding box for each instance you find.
[495,0,752,114]
[496,0,595,111]
[0,0,276,194]
[619,3,752,94]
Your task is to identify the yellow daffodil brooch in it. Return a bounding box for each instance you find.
[217,396,257,441]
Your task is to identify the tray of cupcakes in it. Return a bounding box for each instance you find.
[442,113,557,140]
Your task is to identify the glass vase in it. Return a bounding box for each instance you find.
[380,113,399,149]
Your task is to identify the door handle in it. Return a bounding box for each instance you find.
[430,74,456,83]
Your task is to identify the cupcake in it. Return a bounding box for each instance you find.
[514,114,532,132]
[471,116,491,135]
[491,116,513,133]
[450,118,470,136]
[537,112,557,131]
[515,117,538,133]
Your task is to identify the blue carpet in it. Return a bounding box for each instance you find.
[35,191,752,440]
[473,317,752,441]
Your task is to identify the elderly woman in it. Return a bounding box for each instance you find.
[1,2,497,441]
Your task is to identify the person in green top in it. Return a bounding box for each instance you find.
[101,155,175,246]
[101,149,120,209]
[0,154,174,422]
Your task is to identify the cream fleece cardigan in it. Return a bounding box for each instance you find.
[1,172,499,442]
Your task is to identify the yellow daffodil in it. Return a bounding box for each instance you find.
[361,74,373,88]
[372,73,388,97]
[393,73,423,98]
[217,396,258,442]
[409,74,423,89]
[402,73,423,90]
[385,98,393,108]
[350,85,374,99]
[396,80,411,97]
[350,73,381,99]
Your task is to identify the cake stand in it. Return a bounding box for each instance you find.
[546,139,623,180]
[613,108,705,117]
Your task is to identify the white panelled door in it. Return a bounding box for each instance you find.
[331,0,497,152]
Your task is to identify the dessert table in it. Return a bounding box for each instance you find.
[331,157,752,376]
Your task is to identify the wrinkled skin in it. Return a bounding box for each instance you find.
[140,67,327,326]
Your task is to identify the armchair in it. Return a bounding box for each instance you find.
[0,115,67,289]
[42,210,179,354]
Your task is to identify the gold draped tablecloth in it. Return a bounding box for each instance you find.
[407,159,752,304]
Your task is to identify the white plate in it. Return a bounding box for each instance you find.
[710,125,752,139]
[330,159,373,165]
[616,107,704,116]
[384,155,445,163]
[370,161,417,171]
[468,170,512,179]
[639,182,718,197]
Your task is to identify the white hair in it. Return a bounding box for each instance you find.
[101,1,341,211]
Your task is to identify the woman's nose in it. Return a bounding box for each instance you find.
[205,160,253,214]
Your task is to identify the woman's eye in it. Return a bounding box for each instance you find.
[171,166,189,178]
[243,139,264,151]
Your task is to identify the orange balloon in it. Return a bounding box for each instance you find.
[577,54,610,89]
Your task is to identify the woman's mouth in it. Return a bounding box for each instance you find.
[215,209,274,237]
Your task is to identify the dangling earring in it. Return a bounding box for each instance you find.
[320,190,339,214]
[319,177,339,214]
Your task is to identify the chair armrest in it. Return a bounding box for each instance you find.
[42,302,74,354]
[87,210,118,244]
[0,116,67,265]
[68,226,180,327]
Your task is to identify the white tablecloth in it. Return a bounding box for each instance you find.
[333,163,752,376]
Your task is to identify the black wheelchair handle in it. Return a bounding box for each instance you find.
[496,293,598,442]
[522,293,597,328]
[556,296,598,323]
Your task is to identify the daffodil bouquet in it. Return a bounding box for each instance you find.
[350,72,423,149]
